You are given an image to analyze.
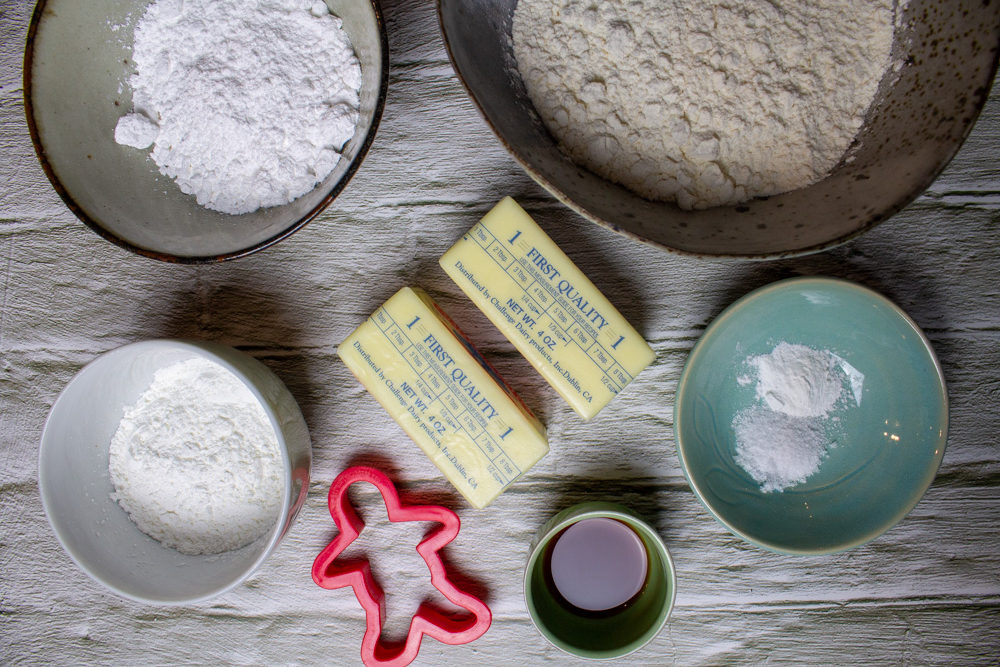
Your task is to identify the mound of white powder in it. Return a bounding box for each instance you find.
[108,357,284,555]
[750,342,843,418]
[733,407,830,493]
[115,0,362,215]
[512,0,903,209]
[732,342,864,493]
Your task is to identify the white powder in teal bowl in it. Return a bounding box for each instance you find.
[733,342,863,492]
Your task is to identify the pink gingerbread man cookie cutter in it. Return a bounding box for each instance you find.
[312,466,492,667]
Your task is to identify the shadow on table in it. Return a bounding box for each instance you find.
[152,280,324,433]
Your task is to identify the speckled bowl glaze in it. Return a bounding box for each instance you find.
[673,277,948,554]
[39,340,312,604]
[24,0,388,262]
[439,0,1000,258]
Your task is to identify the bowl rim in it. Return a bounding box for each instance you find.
[23,0,390,264]
[672,276,949,555]
[437,0,1000,259]
[38,339,307,604]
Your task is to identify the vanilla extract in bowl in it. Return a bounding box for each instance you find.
[544,517,649,615]
[524,503,676,658]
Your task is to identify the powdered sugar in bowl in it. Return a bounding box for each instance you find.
[673,277,948,555]
[25,0,388,261]
[39,340,312,604]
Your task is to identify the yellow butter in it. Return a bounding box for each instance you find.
[440,197,655,420]
[338,286,548,508]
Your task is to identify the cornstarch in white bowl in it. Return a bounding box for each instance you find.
[108,357,284,555]
[114,0,362,215]
[732,342,864,492]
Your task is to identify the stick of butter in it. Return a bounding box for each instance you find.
[338,286,549,508]
[440,197,655,421]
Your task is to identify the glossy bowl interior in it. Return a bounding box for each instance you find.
[673,277,948,554]
[439,0,1000,258]
[25,0,388,262]
[39,340,312,604]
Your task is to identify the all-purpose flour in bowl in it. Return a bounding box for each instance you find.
[512,0,907,210]
[108,357,284,555]
[114,0,362,215]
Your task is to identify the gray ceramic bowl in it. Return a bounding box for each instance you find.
[439,0,1000,258]
[25,0,388,262]
[39,340,312,604]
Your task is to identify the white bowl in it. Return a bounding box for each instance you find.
[39,340,312,604]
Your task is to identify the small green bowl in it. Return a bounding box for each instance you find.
[674,277,948,555]
[524,502,676,659]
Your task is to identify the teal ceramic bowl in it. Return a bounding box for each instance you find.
[674,277,948,555]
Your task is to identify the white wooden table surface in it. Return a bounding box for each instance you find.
[2,1,999,664]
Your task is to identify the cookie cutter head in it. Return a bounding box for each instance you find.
[312,466,491,667]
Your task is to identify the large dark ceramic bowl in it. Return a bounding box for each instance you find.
[25,0,388,262]
[439,0,1000,258]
